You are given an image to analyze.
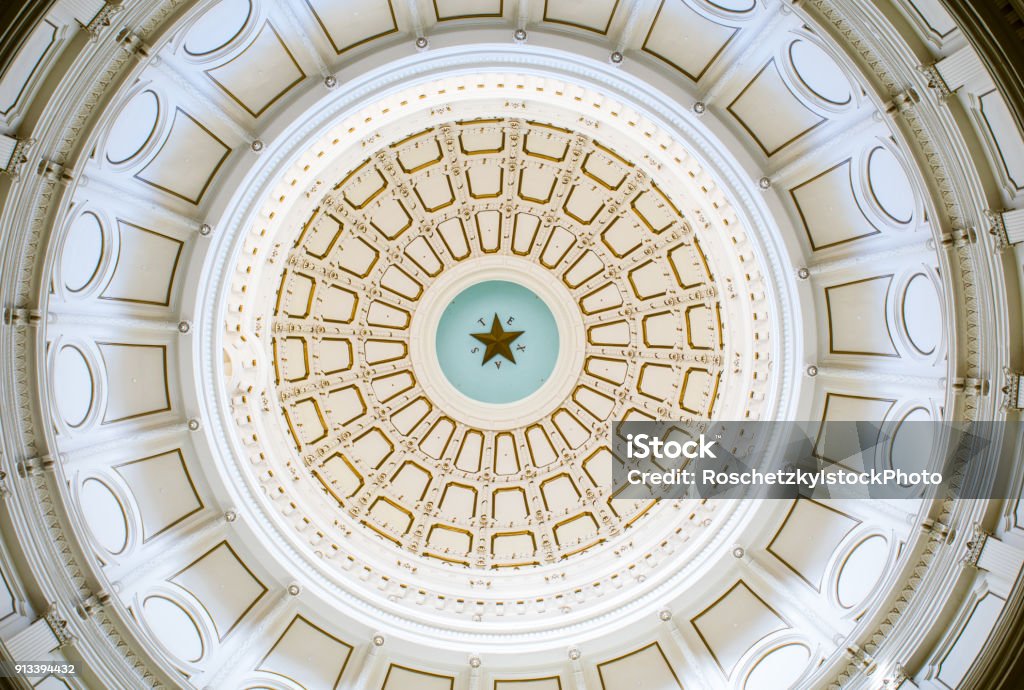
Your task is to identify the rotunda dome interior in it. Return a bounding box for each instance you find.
[0,0,1023,689]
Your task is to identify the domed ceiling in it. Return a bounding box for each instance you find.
[0,0,1023,689]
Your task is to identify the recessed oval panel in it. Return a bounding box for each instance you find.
[106,90,159,165]
[183,0,252,56]
[891,407,933,475]
[80,478,128,554]
[62,212,104,292]
[143,596,204,663]
[704,0,756,12]
[868,146,915,224]
[789,40,852,105]
[745,643,811,690]
[54,346,93,427]
[902,273,941,355]
[837,535,889,608]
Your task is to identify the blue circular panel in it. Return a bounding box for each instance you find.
[436,280,559,404]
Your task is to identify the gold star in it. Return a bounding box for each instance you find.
[471,314,524,365]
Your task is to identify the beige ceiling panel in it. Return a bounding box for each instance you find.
[643,0,737,81]
[98,343,170,423]
[476,210,502,251]
[637,362,676,401]
[597,643,681,690]
[553,512,598,546]
[395,134,442,172]
[518,166,558,204]
[115,450,202,541]
[540,474,581,513]
[256,615,352,690]
[543,0,620,34]
[298,212,342,259]
[691,581,788,674]
[628,260,669,300]
[525,426,558,467]
[319,284,358,324]
[440,482,477,519]
[587,319,630,346]
[317,453,363,499]
[427,524,472,557]
[367,198,412,239]
[767,497,859,590]
[414,173,455,212]
[493,432,521,475]
[600,217,644,258]
[813,392,896,463]
[824,275,898,356]
[492,487,529,521]
[403,235,444,275]
[512,212,541,254]
[433,0,503,21]
[304,0,397,54]
[350,427,394,469]
[563,250,604,288]
[318,338,353,373]
[380,265,423,300]
[367,497,413,537]
[668,241,711,289]
[494,677,562,690]
[366,301,410,328]
[170,541,268,639]
[563,185,605,224]
[391,461,431,501]
[206,23,305,117]
[459,125,505,154]
[285,397,327,447]
[641,310,679,349]
[630,186,679,233]
[552,410,589,448]
[790,159,880,250]
[573,385,615,421]
[540,226,575,267]
[101,221,183,306]
[584,356,628,385]
[381,664,454,690]
[580,283,622,314]
[370,370,414,403]
[685,303,717,350]
[437,217,471,259]
[454,430,484,472]
[389,397,431,434]
[727,61,825,156]
[335,234,379,277]
[491,531,536,559]
[419,417,456,459]
[134,108,231,204]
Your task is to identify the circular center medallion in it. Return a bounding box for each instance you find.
[436,280,559,404]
